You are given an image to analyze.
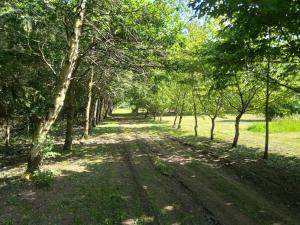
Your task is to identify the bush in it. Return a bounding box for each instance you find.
[32,170,55,188]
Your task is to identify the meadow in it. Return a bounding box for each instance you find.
[157,114,300,158]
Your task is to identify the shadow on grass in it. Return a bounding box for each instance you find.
[0,140,161,225]
[1,115,300,225]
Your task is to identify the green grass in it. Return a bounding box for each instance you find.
[113,107,132,114]
[151,114,300,157]
[247,117,300,133]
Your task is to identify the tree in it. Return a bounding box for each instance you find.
[26,0,87,174]
[223,72,260,147]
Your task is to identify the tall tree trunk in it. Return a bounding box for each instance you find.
[83,66,94,139]
[210,117,216,141]
[5,115,10,152]
[89,97,96,132]
[232,113,243,147]
[192,91,198,137]
[263,57,271,159]
[177,100,185,129]
[92,98,98,127]
[26,0,87,174]
[173,114,178,128]
[144,109,149,118]
[96,98,101,124]
[63,82,75,151]
[103,97,110,119]
[99,97,105,122]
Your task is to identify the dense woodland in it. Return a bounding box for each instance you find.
[0,0,300,224]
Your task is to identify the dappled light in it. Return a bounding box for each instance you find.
[1,0,299,224]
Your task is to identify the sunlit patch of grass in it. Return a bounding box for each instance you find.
[248,117,300,133]
[113,108,132,114]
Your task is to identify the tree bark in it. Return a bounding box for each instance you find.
[5,116,10,152]
[92,98,98,127]
[26,0,87,174]
[177,101,185,129]
[210,117,216,141]
[192,92,198,137]
[263,57,271,159]
[63,82,75,151]
[89,97,96,131]
[232,113,243,147]
[96,98,101,124]
[83,66,94,139]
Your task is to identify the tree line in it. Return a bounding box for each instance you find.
[0,0,299,175]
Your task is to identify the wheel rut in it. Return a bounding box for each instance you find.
[131,131,223,225]
[118,131,162,225]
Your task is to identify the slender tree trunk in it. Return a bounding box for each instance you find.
[92,98,98,127]
[83,66,94,139]
[89,98,96,132]
[100,97,105,121]
[263,57,271,159]
[63,82,75,151]
[192,92,198,137]
[108,99,113,116]
[177,101,185,129]
[232,113,243,147]
[210,117,216,141]
[173,114,178,128]
[5,116,10,151]
[26,0,87,174]
[27,117,30,139]
[96,98,101,124]
[104,98,110,119]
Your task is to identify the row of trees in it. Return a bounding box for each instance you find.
[0,0,183,174]
[126,1,300,158]
[0,0,299,174]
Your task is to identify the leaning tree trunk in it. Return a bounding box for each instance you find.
[63,82,75,151]
[173,112,178,128]
[210,117,216,141]
[232,113,243,148]
[26,0,87,174]
[263,57,271,159]
[83,66,94,139]
[177,101,185,129]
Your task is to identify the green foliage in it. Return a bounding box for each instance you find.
[40,137,60,159]
[248,117,300,133]
[32,170,54,188]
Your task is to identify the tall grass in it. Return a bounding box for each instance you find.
[247,116,300,133]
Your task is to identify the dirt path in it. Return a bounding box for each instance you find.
[0,116,299,225]
[115,118,299,225]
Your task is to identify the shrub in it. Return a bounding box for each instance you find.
[32,170,55,188]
